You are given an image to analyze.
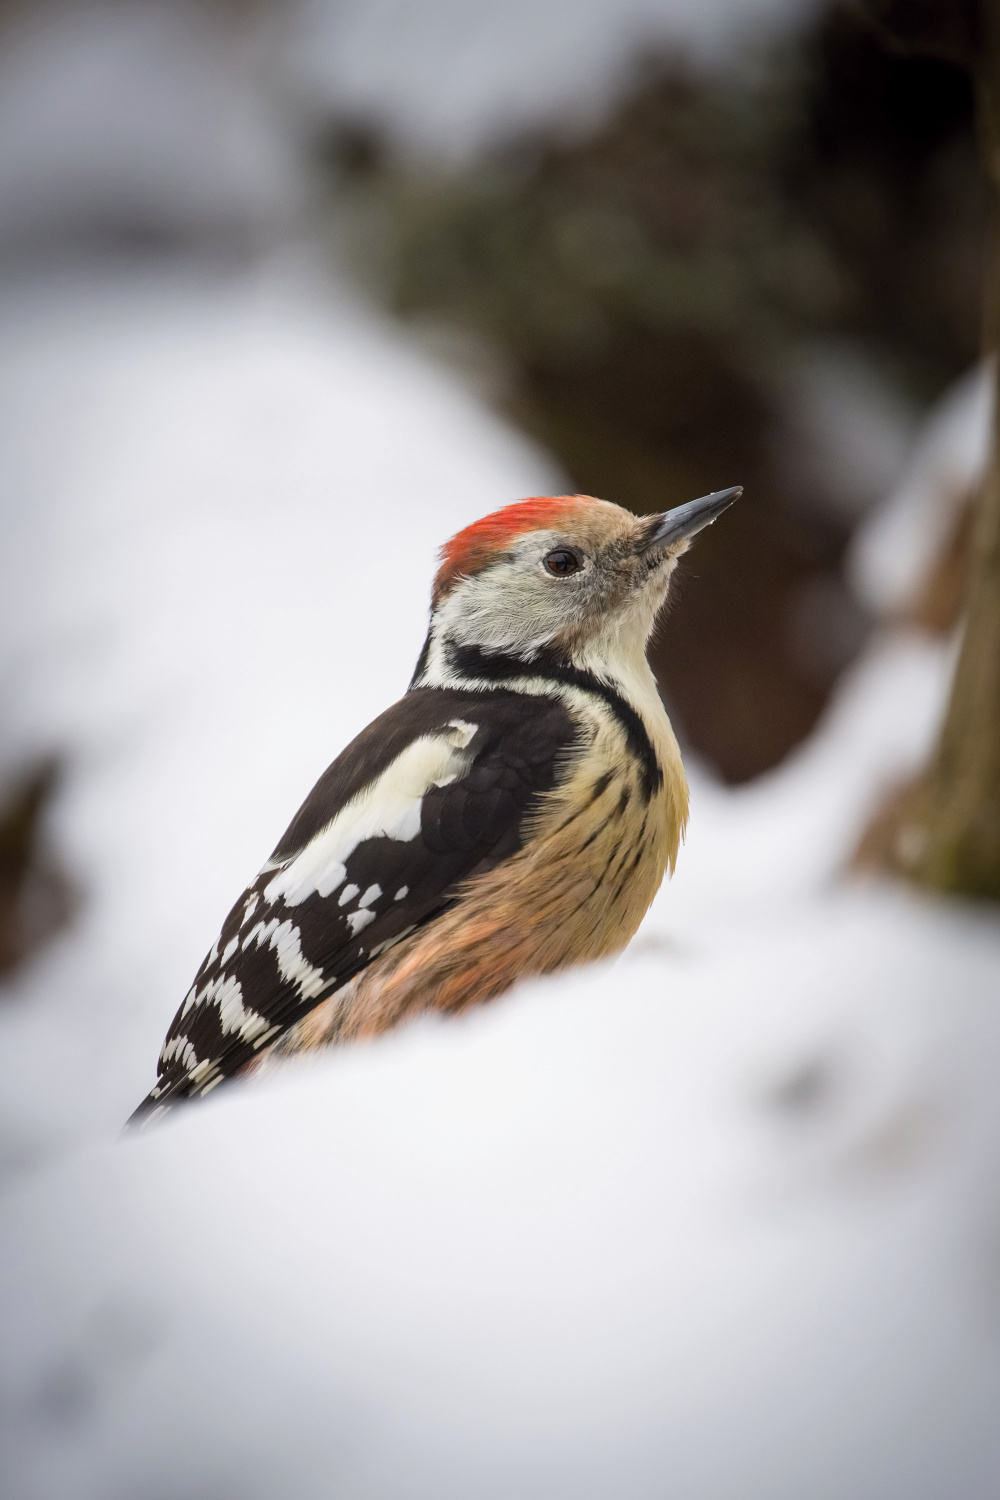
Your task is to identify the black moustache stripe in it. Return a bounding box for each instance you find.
[442,640,663,801]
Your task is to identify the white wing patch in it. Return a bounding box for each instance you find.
[262,731,477,908]
[176,971,272,1047]
[160,1033,198,1074]
[242,917,327,1001]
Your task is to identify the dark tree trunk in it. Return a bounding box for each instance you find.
[861,0,1000,898]
[917,0,1000,898]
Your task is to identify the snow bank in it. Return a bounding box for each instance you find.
[0,262,998,1498]
[3,891,1000,1500]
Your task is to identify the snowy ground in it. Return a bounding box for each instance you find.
[1,261,999,1499]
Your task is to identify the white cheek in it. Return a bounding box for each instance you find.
[440,564,587,654]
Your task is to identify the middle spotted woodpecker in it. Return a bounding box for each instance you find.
[130,486,741,1124]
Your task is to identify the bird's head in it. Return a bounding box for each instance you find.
[416,488,741,683]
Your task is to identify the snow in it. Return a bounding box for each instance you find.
[3,894,1000,1498]
[0,258,998,1498]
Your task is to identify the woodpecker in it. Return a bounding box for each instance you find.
[129,486,740,1125]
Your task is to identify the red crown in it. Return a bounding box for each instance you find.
[434,495,587,602]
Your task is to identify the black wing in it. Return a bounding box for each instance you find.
[129,686,578,1123]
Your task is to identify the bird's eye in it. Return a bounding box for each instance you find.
[543,548,582,577]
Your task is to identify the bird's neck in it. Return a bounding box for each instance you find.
[411,621,684,807]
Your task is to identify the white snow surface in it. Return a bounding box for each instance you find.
[1,263,999,1499]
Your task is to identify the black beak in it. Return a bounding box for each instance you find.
[645,486,742,552]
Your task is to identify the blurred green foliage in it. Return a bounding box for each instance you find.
[379,78,840,363]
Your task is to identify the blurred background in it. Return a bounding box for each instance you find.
[0,1,998,1497]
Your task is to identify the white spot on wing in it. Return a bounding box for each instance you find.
[166,971,274,1062]
[272,921,327,1000]
[243,917,327,1001]
[160,1033,198,1073]
[358,884,382,908]
[214,974,270,1041]
[263,732,475,908]
[338,883,360,907]
[347,908,376,936]
[447,718,478,748]
[188,1060,219,1087]
[394,886,408,900]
